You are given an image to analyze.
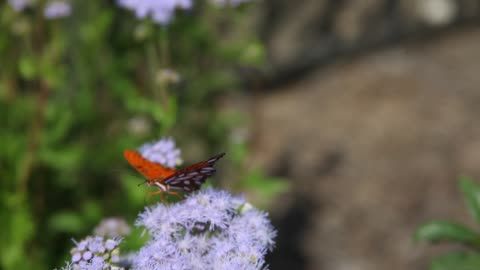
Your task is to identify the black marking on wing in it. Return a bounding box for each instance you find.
[164,153,225,191]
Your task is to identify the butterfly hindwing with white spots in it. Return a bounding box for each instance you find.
[164,152,225,192]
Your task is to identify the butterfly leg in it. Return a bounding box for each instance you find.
[167,191,182,200]
[143,188,149,204]
[148,190,165,203]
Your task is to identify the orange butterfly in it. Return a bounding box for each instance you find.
[124,149,225,201]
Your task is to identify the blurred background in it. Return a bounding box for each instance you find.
[2,0,480,269]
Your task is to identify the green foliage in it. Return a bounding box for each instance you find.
[240,168,290,208]
[430,252,480,270]
[415,177,480,269]
[414,221,480,247]
[459,176,480,224]
[0,1,287,270]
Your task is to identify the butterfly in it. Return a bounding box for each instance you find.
[123,149,225,201]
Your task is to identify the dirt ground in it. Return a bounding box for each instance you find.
[255,27,480,270]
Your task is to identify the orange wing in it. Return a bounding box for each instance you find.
[123,149,176,181]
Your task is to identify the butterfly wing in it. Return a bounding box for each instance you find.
[163,152,225,192]
[123,149,176,181]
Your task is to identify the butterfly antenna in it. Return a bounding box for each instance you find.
[137,180,147,187]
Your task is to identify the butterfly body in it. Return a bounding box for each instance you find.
[123,149,225,201]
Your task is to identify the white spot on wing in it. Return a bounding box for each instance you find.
[208,157,219,163]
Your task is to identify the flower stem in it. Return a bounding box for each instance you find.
[146,26,170,110]
[157,26,170,110]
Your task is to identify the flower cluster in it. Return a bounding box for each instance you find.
[58,189,276,270]
[117,0,193,25]
[116,0,253,25]
[60,236,123,270]
[94,217,131,238]
[9,0,251,21]
[8,0,72,19]
[138,137,182,168]
[132,188,276,270]
[8,0,33,11]
[44,1,72,19]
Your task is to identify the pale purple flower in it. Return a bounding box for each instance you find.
[105,239,118,250]
[59,236,123,270]
[87,237,106,253]
[156,68,181,85]
[72,253,81,263]
[76,240,88,251]
[94,217,131,238]
[117,0,193,25]
[127,116,152,136]
[111,254,120,263]
[132,188,276,270]
[8,0,33,11]
[82,251,93,261]
[44,1,71,19]
[56,262,75,270]
[209,240,267,269]
[138,137,182,168]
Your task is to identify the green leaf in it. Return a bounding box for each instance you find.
[38,144,84,171]
[230,141,248,164]
[0,195,34,270]
[240,41,266,66]
[49,211,86,233]
[18,56,37,80]
[459,177,480,224]
[430,252,480,270]
[414,221,480,246]
[121,174,148,207]
[82,200,102,224]
[120,226,149,252]
[241,169,290,208]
